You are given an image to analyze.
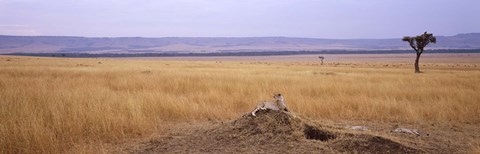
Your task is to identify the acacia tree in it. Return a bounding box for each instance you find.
[318,56,324,65]
[402,32,437,73]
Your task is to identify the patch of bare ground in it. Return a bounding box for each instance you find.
[120,110,478,153]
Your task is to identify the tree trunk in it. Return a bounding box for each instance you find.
[415,53,421,73]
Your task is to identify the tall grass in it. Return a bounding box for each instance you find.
[0,56,479,153]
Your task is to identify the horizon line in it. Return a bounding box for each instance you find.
[1,32,479,40]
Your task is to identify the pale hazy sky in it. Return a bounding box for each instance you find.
[0,0,479,39]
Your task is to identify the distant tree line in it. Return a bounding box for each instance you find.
[3,49,480,58]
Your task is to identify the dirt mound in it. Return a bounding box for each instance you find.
[130,110,422,153]
[229,110,337,142]
[331,135,422,154]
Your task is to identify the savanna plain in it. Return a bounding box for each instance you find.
[1,54,480,153]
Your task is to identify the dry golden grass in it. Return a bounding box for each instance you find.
[0,55,479,153]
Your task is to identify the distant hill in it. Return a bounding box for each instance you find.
[1,33,480,54]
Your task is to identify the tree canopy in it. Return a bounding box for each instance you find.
[402,32,437,53]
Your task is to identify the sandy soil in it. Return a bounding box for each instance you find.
[118,110,479,153]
